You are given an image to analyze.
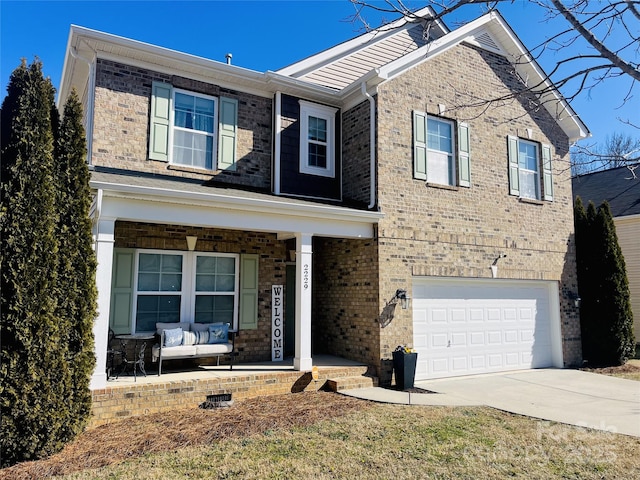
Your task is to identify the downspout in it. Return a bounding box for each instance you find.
[361,82,376,209]
[274,92,282,195]
[69,45,96,168]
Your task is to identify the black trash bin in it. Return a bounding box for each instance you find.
[392,349,418,390]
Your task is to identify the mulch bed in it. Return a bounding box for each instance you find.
[0,391,372,480]
[581,363,640,375]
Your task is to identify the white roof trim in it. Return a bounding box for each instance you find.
[374,11,589,142]
[276,6,447,78]
[91,179,383,229]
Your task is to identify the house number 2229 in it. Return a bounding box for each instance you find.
[303,264,309,290]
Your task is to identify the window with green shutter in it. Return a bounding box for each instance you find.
[109,250,248,333]
[507,136,553,202]
[148,82,238,171]
[413,111,471,187]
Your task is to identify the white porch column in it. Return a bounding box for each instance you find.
[294,232,313,371]
[90,217,116,390]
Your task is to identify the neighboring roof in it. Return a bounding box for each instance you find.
[572,166,640,217]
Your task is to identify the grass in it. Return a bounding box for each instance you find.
[1,387,638,480]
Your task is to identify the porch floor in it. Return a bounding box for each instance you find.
[92,355,378,427]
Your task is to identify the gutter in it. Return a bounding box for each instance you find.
[90,179,384,223]
[69,44,96,167]
[361,82,377,209]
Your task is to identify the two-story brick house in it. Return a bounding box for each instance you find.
[58,8,589,390]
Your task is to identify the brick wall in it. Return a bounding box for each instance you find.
[371,43,582,377]
[313,237,380,368]
[114,221,287,363]
[342,99,374,205]
[93,59,272,189]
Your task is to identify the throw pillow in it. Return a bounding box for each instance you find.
[164,327,183,347]
[182,330,197,346]
[208,323,229,344]
[196,330,210,344]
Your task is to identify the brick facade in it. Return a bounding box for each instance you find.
[372,43,582,379]
[92,40,582,386]
[93,59,272,189]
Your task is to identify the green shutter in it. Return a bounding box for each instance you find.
[542,143,553,201]
[507,135,520,196]
[458,122,471,187]
[110,249,135,334]
[239,254,259,330]
[413,111,427,180]
[149,82,172,161]
[218,97,238,171]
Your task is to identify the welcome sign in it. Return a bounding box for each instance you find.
[272,285,284,361]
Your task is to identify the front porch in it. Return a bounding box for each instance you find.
[90,355,377,427]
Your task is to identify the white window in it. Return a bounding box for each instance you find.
[149,82,238,171]
[133,250,239,333]
[507,136,552,201]
[413,111,471,187]
[517,140,540,200]
[299,100,337,178]
[171,89,216,170]
[426,117,455,185]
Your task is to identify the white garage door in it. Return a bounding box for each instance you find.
[413,278,562,380]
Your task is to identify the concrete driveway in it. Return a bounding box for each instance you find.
[415,369,640,437]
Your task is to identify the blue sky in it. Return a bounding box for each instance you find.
[1,0,637,147]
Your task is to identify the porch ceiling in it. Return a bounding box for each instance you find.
[91,168,383,239]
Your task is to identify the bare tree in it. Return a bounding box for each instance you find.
[572,132,640,175]
[348,0,639,128]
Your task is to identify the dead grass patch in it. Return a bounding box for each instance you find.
[0,392,368,480]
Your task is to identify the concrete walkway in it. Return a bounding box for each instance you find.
[341,369,640,437]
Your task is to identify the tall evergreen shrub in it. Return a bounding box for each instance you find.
[574,197,635,366]
[1,60,96,467]
[53,89,97,440]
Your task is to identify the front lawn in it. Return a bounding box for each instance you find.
[1,392,637,480]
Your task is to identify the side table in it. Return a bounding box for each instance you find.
[115,334,155,381]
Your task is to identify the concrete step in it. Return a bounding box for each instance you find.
[326,375,378,392]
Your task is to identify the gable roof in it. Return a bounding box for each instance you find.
[278,9,589,143]
[572,166,640,217]
[59,8,589,143]
[277,6,448,90]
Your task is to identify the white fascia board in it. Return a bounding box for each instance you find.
[377,11,590,142]
[99,194,376,239]
[488,14,590,142]
[276,6,444,78]
[264,71,342,104]
[377,12,496,81]
[91,180,383,228]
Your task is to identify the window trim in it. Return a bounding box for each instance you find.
[426,115,456,186]
[516,138,540,200]
[299,100,337,178]
[132,249,239,333]
[508,136,553,202]
[414,111,470,187]
[168,88,218,172]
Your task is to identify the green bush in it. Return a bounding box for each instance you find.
[574,197,635,366]
[1,60,96,467]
